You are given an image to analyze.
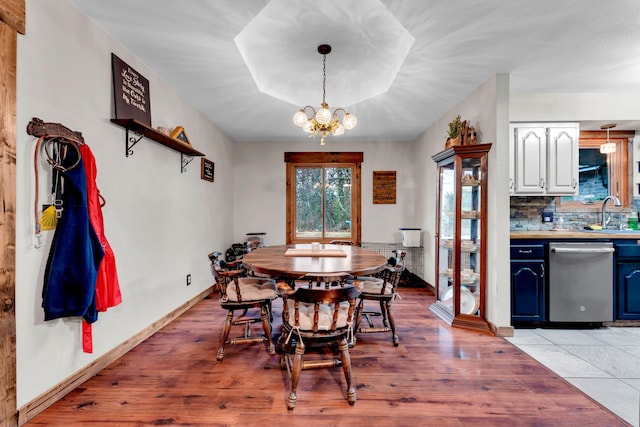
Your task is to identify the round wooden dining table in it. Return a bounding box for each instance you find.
[242,244,388,278]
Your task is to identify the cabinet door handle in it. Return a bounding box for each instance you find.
[539,178,545,189]
[518,249,533,254]
[540,264,545,278]
[572,179,577,189]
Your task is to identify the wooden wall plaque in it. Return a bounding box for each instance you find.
[111,53,152,126]
[373,171,396,204]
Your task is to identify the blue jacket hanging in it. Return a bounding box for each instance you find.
[42,141,104,324]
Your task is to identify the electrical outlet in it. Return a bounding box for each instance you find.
[186,274,191,286]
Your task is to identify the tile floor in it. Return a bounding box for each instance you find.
[506,327,640,427]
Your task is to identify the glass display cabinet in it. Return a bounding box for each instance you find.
[431,143,492,334]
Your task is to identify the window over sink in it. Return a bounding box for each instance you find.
[556,130,634,211]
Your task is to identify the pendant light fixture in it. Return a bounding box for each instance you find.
[292,44,357,145]
[599,123,617,153]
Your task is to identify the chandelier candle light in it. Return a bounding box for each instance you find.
[293,44,357,145]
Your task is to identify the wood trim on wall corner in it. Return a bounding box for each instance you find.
[0,0,26,34]
[1,12,20,427]
[17,287,213,426]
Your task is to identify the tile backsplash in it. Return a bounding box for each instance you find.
[510,196,640,231]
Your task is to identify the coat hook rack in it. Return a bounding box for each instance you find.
[27,117,85,144]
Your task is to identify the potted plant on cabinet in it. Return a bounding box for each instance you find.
[445,115,463,149]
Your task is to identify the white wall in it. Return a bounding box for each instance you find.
[511,93,640,122]
[232,140,419,246]
[15,0,235,407]
[413,74,512,329]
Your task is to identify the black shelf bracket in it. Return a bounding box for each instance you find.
[181,153,194,173]
[111,119,205,172]
[125,129,143,157]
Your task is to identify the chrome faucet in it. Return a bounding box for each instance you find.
[601,195,621,228]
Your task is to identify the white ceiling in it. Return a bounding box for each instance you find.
[69,0,640,142]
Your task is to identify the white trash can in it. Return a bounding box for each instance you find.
[400,228,421,247]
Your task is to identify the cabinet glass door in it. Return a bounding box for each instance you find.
[437,162,455,311]
[460,156,482,317]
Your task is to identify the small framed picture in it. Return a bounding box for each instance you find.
[201,158,214,182]
[170,126,191,145]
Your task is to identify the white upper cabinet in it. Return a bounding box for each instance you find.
[509,123,579,196]
[512,125,547,194]
[546,126,579,194]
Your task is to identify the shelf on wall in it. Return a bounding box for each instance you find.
[111,118,205,173]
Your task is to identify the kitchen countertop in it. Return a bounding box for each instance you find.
[511,230,640,239]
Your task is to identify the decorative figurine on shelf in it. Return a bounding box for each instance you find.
[170,126,191,145]
[465,126,478,145]
[461,172,478,185]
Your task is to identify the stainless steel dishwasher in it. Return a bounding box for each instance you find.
[548,242,614,322]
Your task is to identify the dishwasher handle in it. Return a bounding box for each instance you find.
[551,247,615,254]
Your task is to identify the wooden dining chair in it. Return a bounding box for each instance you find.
[278,273,361,411]
[354,250,406,346]
[330,240,358,246]
[208,251,276,361]
[293,271,353,289]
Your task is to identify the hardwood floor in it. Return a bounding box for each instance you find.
[26,287,629,426]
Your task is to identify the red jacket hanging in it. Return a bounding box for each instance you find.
[79,144,122,353]
[80,144,122,311]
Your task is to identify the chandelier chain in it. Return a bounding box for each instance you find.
[322,53,326,105]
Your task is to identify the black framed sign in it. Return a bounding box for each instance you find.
[201,158,214,182]
[111,53,152,126]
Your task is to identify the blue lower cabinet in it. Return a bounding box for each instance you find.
[511,260,545,322]
[616,261,640,320]
[615,243,640,320]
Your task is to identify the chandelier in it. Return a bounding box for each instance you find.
[293,44,357,145]
[599,123,617,153]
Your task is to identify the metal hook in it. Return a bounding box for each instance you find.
[43,137,81,171]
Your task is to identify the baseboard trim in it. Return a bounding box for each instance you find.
[490,323,514,337]
[17,287,212,426]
